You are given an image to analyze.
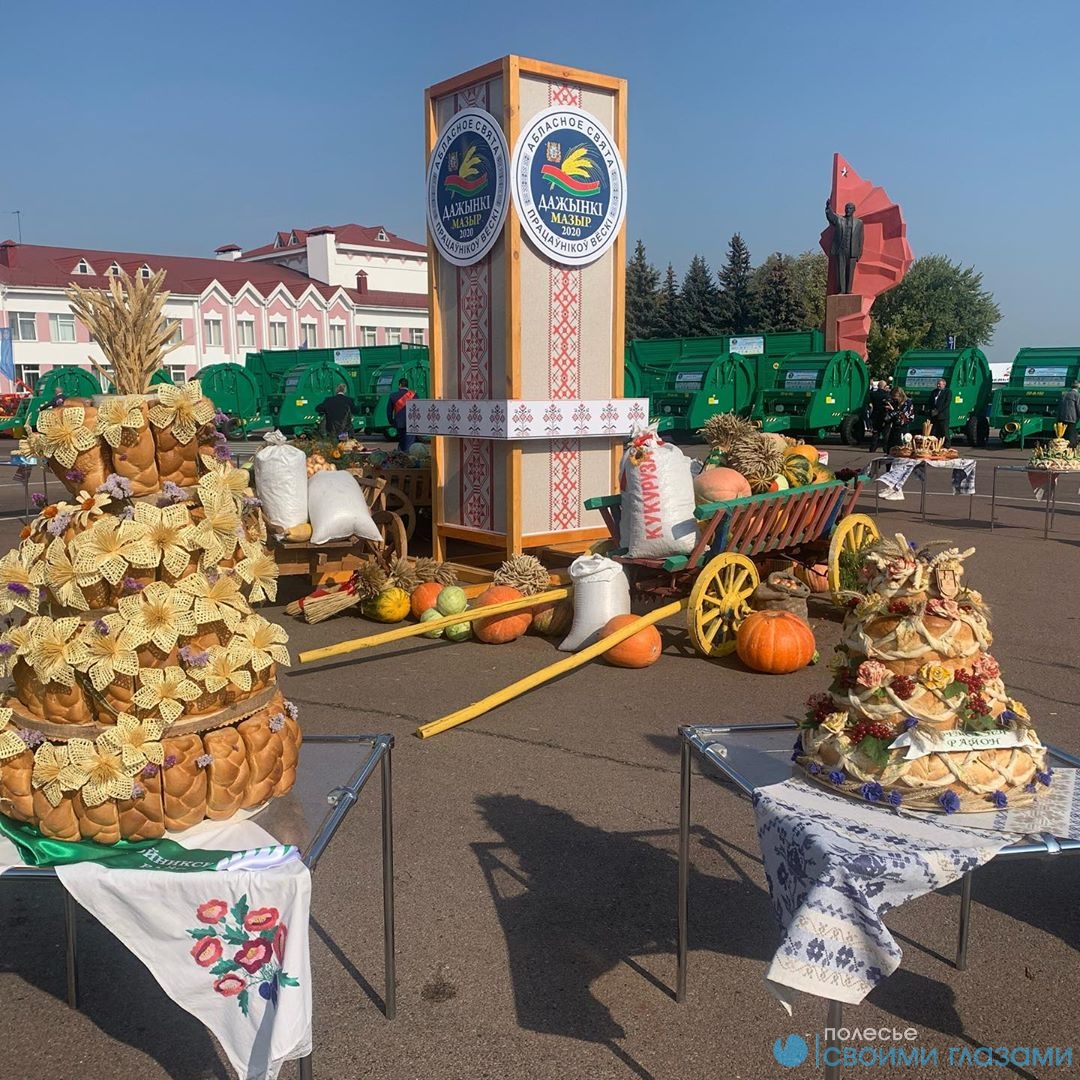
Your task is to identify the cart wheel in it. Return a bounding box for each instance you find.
[687,553,759,658]
[827,513,880,605]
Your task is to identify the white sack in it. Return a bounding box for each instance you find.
[308,470,383,544]
[253,431,308,530]
[559,554,631,652]
[619,426,697,558]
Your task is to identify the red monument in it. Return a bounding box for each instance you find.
[819,153,913,356]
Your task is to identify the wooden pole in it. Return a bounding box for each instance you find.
[416,599,686,739]
[298,587,572,664]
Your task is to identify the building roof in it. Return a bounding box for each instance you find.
[0,243,426,310]
[240,223,426,259]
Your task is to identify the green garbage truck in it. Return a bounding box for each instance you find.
[892,348,992,445]
[990,348,1080,447]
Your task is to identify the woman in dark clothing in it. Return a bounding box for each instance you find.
[872,387,914,454]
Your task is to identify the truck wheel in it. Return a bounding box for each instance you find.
[839,414,864,446]
[964,416,979,447]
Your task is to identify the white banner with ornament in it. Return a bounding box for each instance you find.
[405,398,650,440]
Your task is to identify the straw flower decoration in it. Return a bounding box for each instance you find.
[36,407,98,467]
[0,540,46,615]
[0,707,24,762]
[59,738,138,806]
[25,615,90,688]
[133,665,202,724]
[176,571,249,630]
[189,646,252,696]
[66,490,112,527]
[43,539,95,612]
[93,396,146,448]
[0,622,34,678]
[198,463,251,509]
[189,494,242,568]
[148,382,215,444]
[97,713,166,771]
[230,614,290,672]
[75,614,140,691]
[71,516,155,586]
[18,431,49,460]
[32,741,71,806]
[134,502,196,577]
[236,544,279,604]
[118,582,198,653]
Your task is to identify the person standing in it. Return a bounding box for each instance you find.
[928,378,951,448]
[387,378,417,452]
[864,380,888,450]
[315,383,355,440]
[874,387,914,454]
[1057,381,1080,448]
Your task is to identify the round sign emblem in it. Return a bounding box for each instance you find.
[427,108,509,266]
[510,105,627,267]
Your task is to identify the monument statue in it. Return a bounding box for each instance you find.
[824,198,863,294]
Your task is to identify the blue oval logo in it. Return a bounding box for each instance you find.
[773,1034,809,1068]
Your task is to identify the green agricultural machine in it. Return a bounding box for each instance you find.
[623,330,825,432]
[893,348,992,445]
[752,350,870,442]
[335,344,430,436]
[0,366,106,435]
[990,348,1080,447]
[198,363,265,434]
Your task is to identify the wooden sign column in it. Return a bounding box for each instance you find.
[423,55,632,561]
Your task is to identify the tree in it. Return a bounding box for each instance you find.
[789,251,828,330]
[753,253,804,332]
[867,254,1002,378]
[715,233,756,334]
[678,255,721,337]
[625,240,661,340]
[656,263,680,338]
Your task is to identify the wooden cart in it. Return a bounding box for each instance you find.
[584,476,878,657]
[348,465,431,541]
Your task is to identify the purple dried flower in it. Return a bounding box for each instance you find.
[902,717,919,730]
[213,410,229,427]
[141,763,159,778]
[0,642,16,656]
[65,468,85,483]
[213,431,228,445]
[828,769,846,786]
[1036,769,1054,787]
[938,791,961,814]
[1000,708,1018,723]
[96,473,133,500]
[242,496,262,510]
[860,782,884,802]
[163,754,178,769]
[790,750,800,762]
[17,728,44,749]
[31,493,46,509]
[94,618,109,635]
[268,713,285,733]
[130,782,145,799]
[195,754,213,768]
[46,512,72,537]
[6,582,30,597]
[214,443,233,462]
[1024,782,1037,793]
[988,791,1008,809]
[806,762,822,775]
[284,700,298,721]
[121,577,145,592]
[160,481,186,504]
[178,645,209,668]
[886,790,903,807]
[338,432,349,442]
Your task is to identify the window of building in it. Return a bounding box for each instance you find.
[99,367,116,391]
[300,321,317,348]
[73,259,92,275]
[106,262,122,276]
[49,313,77,343]
[236,319,256,348]
[387,327,401,346]
[412,328,425,345]
[160,320,182,346]
[10,312,37,341]
[139,264,153,280]
[168,365,188,384]
[203,319,223,347]
[328,323,346,349]
[269,321,287,348]
[376,229,388,242]
[362,326,377,347]
[14,364,40,390]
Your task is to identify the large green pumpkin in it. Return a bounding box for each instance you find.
[781,453,814,488]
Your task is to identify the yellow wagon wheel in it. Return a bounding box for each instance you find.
[827,513,881,605]
[687,553,759,658]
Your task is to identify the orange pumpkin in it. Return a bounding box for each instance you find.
[784,443,820,465]
[735,610,815,674]
[473,585,531,644]
[794,562,830,594]
[694,466,751,505]
[599,614,663,668]
[410,582,445,620]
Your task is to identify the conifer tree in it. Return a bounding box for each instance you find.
[656,263,681,338]
[678,255,721,337]
[625,239,662,340]
[715,233,756,334]
[754,253,804,332]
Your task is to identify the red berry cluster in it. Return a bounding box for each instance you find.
[805,693,835,726]
[890,675,916,700]
[848,721,895,744]
[966,693,990,716]
[952,669,985,696]
[887,599,913,615]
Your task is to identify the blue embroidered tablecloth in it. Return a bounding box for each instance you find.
[750,775,1076,1009]
[870,456,977,496]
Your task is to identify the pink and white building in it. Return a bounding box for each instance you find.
[0,224,428,390]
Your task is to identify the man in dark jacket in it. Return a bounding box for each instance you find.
[928,378,951,447]
[315,383,355,439]
[1057,381,1080,447]
[387,378,416,451]
[865,380,888,450]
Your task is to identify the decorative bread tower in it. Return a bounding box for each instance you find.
[0,271,299,844]
[796,535,1048,812]
[1028,423,1080,472]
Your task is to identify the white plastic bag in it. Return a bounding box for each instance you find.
[618,426,697,558]
[308,470,383,544]
[253,431,308,530]
[559,554,631,652]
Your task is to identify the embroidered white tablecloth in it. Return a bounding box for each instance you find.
[870,456,977,496]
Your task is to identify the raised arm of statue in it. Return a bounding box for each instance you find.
[825,199,839,227]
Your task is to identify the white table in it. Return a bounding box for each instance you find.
[868,456,976,521]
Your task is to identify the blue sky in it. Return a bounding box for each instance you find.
[5,1,1078,363]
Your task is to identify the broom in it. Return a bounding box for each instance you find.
[285,573,364,623]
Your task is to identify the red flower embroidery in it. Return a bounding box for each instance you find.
[214,973,246,997]
[191,937,223,967]
[235,938,274,974]
[243,907,279,932]
[197,899,229,924]
[272,923,288,965]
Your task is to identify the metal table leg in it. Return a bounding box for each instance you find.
[1046,472,1058,539]
[955,871,973,970]
[919,465,928,520]
[299,1052,313,1079]
[824,998,843,1080]
[676,738,691,1003]
[64,892,80,1009]
[381,745,396,1020]
[990,466,998,530]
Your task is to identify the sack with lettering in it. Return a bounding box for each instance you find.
[618,426,697,558]
[558,555,631,652]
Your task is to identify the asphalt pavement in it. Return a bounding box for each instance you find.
[1,438,1079,1079]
